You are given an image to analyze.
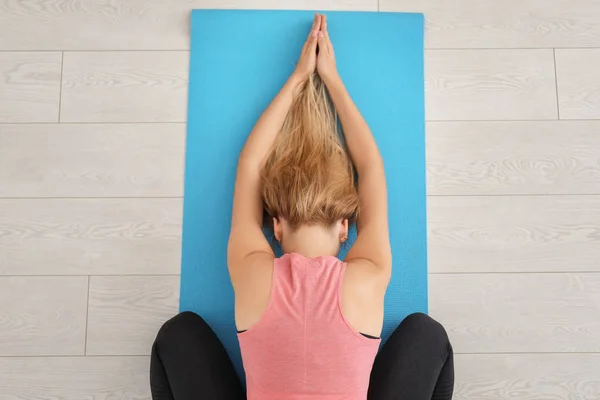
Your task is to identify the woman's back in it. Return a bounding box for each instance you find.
[239,253,380,400]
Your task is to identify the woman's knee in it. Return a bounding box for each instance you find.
[399,312,451,347]
[155,311,209,347]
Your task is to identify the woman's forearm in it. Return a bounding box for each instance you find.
[239,73,304,167]
[323,75,383,173]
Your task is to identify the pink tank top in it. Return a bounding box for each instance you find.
[238,253,380,400]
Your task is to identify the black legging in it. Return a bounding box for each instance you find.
[150,312,454,400]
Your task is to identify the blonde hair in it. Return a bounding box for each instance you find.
[260,74,358,230]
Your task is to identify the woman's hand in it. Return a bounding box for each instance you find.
[316,14,339,84]
[293,14,322,82]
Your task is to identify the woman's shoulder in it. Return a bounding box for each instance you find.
[233,252,275,331]
[342,259,389,337]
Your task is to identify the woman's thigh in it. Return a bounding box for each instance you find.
[150,311,245,400]
[368,313,454,400]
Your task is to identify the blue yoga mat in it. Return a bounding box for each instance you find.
[181,9,426,379]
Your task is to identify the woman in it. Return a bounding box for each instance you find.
[150,14,454,400]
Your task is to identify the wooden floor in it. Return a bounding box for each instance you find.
[1,1,600,399]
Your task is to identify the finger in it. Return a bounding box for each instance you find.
[308,28,319,54]
[307,13,320,40]
[306,15,320,53]
[317,34,327,53]
[311,12,320,31]
[320,14,332,52]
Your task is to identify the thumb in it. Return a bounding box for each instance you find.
[317,32,327,53]
[307,29,319,54]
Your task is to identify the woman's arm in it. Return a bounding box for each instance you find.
[228,14,323,282]
[317,15,392,275]
[227,74,302,274]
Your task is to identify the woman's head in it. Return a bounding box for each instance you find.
[260,74,358,253]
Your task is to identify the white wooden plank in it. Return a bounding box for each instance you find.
[0,123,185,198]
[428,195,600,273]
[455,354,600,400]
[61,51,188,123]
[0,52,61,123]
[0,276,87,356]
[380,0,600,49]
[426,49,557,121]
[0,356,150,400]
[430,273,600,353]
[556,49,600,120]
[87,276,179,356]
[427,121,600,195]
[0,0,377,51]
[0,199,182,276]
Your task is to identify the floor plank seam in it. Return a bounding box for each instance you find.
[58,51,64,123]
[0,274,181,278]
[426,193,600,198]
[0,196,184,200]
[454,351,600,355]
[84,276,90,356]
[0,49,192,53]
[0,121,187,125]
[425,47,600,51]
[0,354,151,358]
[427,118,599,122]
[553,48,561,120]
[429,271,600,276]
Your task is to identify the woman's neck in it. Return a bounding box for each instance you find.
[282,224,339,258]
